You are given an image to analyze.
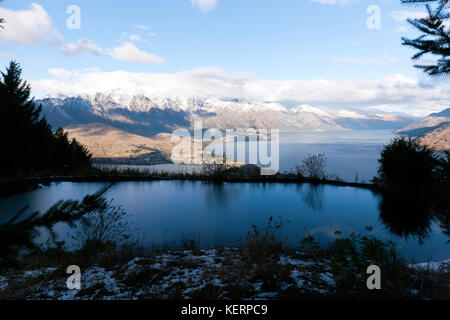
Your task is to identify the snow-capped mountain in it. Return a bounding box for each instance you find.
[38,92,415,137]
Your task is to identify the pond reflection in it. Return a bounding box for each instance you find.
[379,193,434,244]
[0,181,448,262]
[300,184,324,211]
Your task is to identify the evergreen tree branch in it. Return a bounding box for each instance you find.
[0,184,114,268]
[401,0,450,76]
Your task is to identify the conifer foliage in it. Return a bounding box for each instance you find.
[0,61,92,177]
[0,185,111,268]
[401,0,450,76]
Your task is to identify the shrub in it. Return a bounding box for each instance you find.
[241,217,284,265]
[73,202,132,247]
[300,154,327,180]
[328,231,406,298]
[375,137,437,189]
[201,163,226,183]
[71,201,136,266]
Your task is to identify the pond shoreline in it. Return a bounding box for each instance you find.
[0,173,385,198]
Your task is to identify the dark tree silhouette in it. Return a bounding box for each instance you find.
[0,61,92,177]
[375,137,437,189]
[401,0,450,76]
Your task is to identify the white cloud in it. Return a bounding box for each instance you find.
[48,68,74,80]
[309,0,358,6]
[119,32,146,44]
[32,67,450,115]
[129,34,142,42]
[133,24,150,30]
[127,26,156,41]
[190,0,220,12]
[109,42,165,64]
[131,25,157,36]
[61,39,104,56]
[59,38,164,64]
[0,3,61,45]
[391,10,427,22]
[47,67,101,80]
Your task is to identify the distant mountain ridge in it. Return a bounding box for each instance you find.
[38,92,415,137]
[397,107,450,151]
[397,108,450,137]
[430,108,450,118]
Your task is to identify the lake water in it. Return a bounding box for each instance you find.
[208,129,395,181]
[0,180,448,263]
[275,130,395,181]
[103,129,395,182]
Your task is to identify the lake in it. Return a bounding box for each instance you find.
[275,130,395,181]
[102,129,395,182]
[0,180,448,263]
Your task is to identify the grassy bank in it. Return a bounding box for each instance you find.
[0,221,448,300]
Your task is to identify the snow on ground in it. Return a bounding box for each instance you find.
[410,259,450,271]
[1,250,448,300]
[0,249,337,300]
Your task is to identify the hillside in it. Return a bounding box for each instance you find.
[65,123,175,163]
[418,124,450,151]
[397,108,450,151]
[397,108,450,137]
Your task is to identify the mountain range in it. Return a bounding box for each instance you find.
[38,92,415,136]
[36,92,433,162]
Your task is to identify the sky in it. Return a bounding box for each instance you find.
[0,0,449,116]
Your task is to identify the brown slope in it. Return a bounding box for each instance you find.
[65,123,175,159]
[418,124,450,151]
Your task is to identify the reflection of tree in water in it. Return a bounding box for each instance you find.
[204,183,236,207]
[379,193,435,244]
[301,184,324,211]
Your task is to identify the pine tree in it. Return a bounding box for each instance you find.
[0,61,47,128]
[0,61,50,176]
[401,0,450,76]
[0,61,92,177]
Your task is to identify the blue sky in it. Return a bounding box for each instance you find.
[0,0,449,115]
